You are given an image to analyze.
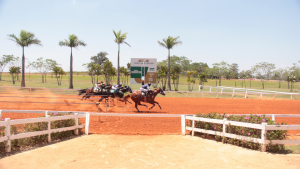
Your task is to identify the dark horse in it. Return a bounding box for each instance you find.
[78,86,133,104]
[128,88,165,112]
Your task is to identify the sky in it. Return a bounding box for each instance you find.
[0,0,300,73]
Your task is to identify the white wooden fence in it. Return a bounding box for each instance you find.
[198,85,300,99]
[0,111,90,152]
[181,115,300,152]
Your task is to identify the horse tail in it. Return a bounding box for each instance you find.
[78,88,88,95]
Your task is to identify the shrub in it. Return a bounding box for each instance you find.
[189,112,288,153]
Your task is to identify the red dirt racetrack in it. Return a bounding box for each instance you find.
[1,93,300,135]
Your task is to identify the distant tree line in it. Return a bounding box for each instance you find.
[157,56,300,91]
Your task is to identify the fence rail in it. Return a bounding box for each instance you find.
[198,85,300,100]
[0,111,90,152]
[182,115,300,152]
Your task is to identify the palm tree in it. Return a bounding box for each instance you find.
[113,30,131,84]
[59,34,86,89]
[7,30,42,87]
[158,36,182,91]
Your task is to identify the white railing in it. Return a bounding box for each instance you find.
[198,85,300,99]
[181,115,300,152]
[0,111,90,152]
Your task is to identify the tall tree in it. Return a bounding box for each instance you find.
[90,51,109,66]
[251,62,275,89]
[59,34,86,89]
[158,36,182,91]
[113,30,131,85]
[0,55,14,81]
[7,30,42,87]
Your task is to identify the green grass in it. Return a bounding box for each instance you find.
[0,74,299,100]
[284,145,300,154]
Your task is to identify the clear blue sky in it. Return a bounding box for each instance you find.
[1,0,299,72]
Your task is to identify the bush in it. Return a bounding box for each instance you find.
[189,112,288,153]
[0,113,83,153]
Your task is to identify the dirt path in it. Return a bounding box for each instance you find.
[1,135,299,169]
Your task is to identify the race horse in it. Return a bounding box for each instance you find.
[78,85,133,104]
[129,87,166,112]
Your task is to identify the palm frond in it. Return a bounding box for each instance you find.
[158,36,182,49]
[158,41,167,48]
[124,41,131,47]
[75,40,87,47]
[8,30,42,47]
[59,40,69,47]
[7,34,22,47]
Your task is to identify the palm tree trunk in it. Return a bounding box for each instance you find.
[167,49,171,91]
[21,46,25,87]
[69,47,73,89]
[117,44,120,84]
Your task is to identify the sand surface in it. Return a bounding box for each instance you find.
[1,135,300,169]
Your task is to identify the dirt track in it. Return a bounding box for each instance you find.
[1,93,300,135]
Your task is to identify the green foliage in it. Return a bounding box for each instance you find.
[9,66,21,84]
[192,113,288,153]
[0,113,83,153]
[0,55,14,81]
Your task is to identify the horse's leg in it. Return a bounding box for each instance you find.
[138,103,147,108]
[149,103,155,110]
[135,102,140,112]
[154,101,162,109]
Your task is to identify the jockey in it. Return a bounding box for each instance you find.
[140,82,151,97]
[112,83,122,93]
[94,81,104,92]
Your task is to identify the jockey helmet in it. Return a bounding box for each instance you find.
[148,82,151,86]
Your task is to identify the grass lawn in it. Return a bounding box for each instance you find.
[0,73,299,100]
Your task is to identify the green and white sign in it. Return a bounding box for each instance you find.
[130,58,157,84]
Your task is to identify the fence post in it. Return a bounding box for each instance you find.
[210,87,212,92]
[45,111,48,117]
[261,122,267,152]
[245,90,248,98]
[260,92,263,99]
[221,88,223,95]
[198,85,201,92]
[192,115,195,137]
[181,115,186,136]
[273,93,276,100]
[223,118,227,137]
[74,113,79,135]
[46,115,51,143]
[272,114,275,121]
[5,118,11,152]
[0,110,2,119]
[202,92,204,98]
[216,92,219,98]
[85,112,90,135]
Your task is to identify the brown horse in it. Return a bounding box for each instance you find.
[130,88,166,112]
